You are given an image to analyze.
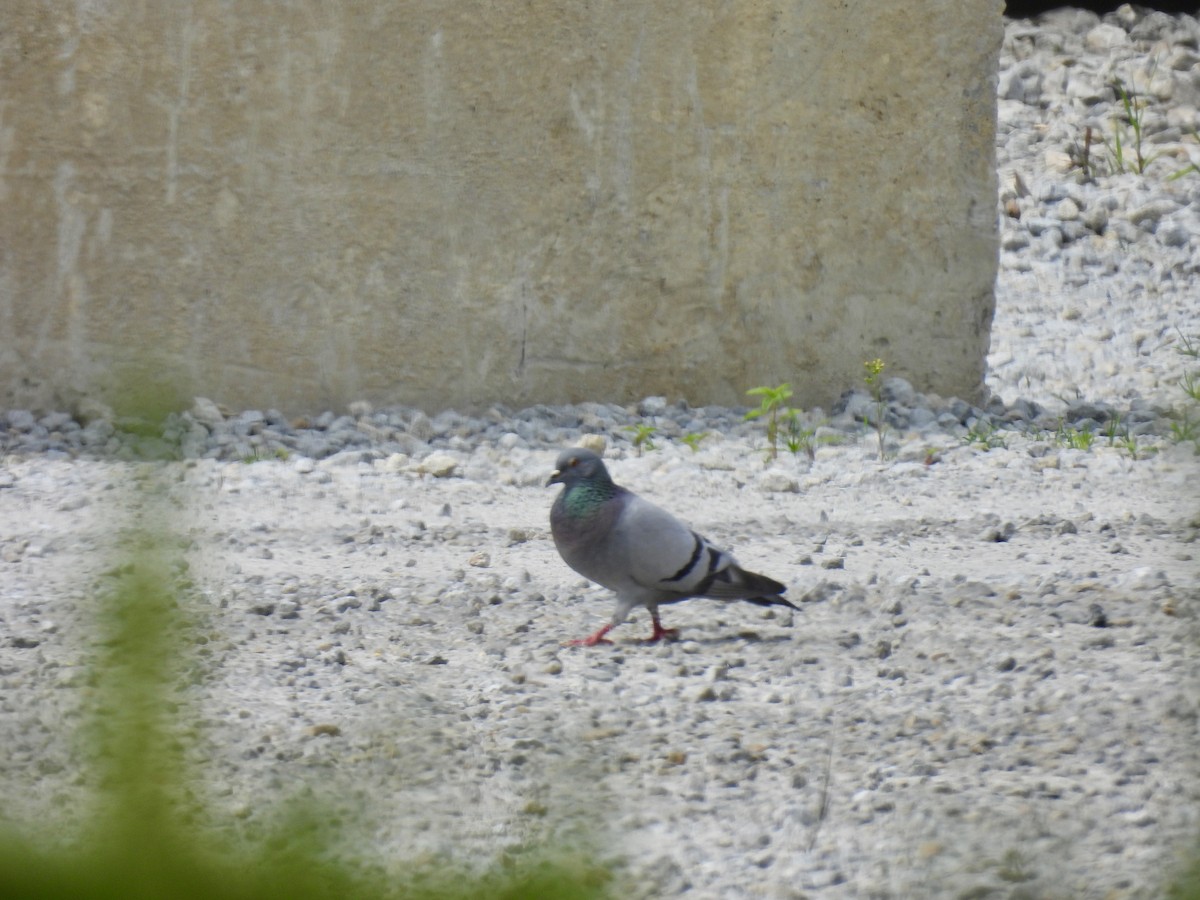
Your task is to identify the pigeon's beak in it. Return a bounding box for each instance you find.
[547,469,563,487]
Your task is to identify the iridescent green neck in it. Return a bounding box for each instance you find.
[563,478,617,516]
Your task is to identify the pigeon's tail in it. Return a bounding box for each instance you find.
[699,564,792,606]
[725,571,797,610]
[735,568,787,597]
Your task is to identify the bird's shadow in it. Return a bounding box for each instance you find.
[576,631,797,649]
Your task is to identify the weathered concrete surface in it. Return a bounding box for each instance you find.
[0,2,1002,416]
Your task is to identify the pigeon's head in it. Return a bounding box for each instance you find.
[547,447,611,488]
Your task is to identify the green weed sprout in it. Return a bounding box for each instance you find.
[863,359,888,461]
[1181,370,1200,405]
[1171,330,1200,454]
[1055,418,1095,451]
[1119,431,1149,459]
[681,432,707,453]
[1103,78,1161,175]
[993,847,1035,884]
[1073,73,1195,181]
[1104,412,1123,445]
[962,421,1007,451]
[1100,413,1154,460]
[745,383,793,461]
[1170,410,1200,444]
[1170,839,1200,898]
[624,423,657,456]
[0,419,613,900]
[744,384,825,461]
[782,410,819,460]
[1167,129,1200,181]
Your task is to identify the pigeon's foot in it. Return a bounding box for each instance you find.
[646,620,679,643]
[564,624,614,647]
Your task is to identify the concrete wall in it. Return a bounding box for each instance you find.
[0,2,1002,416]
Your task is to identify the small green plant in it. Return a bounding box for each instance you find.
[1104,412,1124,445]
[963,421,1007,451]
[1172,331,1200,454]
[1072,73,1197,181]
[1102,78,1161,176]
[1055,418,1095,451]
[744,383,794,461]
[240,444,290,464]
[1171,412,1200,445]
[1070,425,1095,451]
[782,410,818,460]
[0,435,615,900]
[1181,370,1200,405]
[1177,330,1200,368]
[994,847,1035,883]
[1100,413,1153,460]
[1167,129,1200,181]
[624,423,657,456]
[681,432,706,453]
[862,359,888,461]
[1169,839,1200,899]
[1118,431,1152,459]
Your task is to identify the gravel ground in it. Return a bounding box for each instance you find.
[2,7,1200,899]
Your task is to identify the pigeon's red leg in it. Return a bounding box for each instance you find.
[565,624,614,647]
[646,613,679,643]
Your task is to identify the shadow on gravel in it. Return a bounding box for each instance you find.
[568,632,797,650]
[666,633,798,648]
[0,406,615,900]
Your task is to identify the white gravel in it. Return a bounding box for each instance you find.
[2,7,1199,899]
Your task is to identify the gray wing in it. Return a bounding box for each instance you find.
[620,495,784,600]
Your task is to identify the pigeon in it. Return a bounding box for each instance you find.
[547,447,796,645]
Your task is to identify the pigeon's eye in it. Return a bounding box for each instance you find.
[568,457,578,468]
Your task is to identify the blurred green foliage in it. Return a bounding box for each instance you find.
[1171,843,1200,900]
[0,460,612,900]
